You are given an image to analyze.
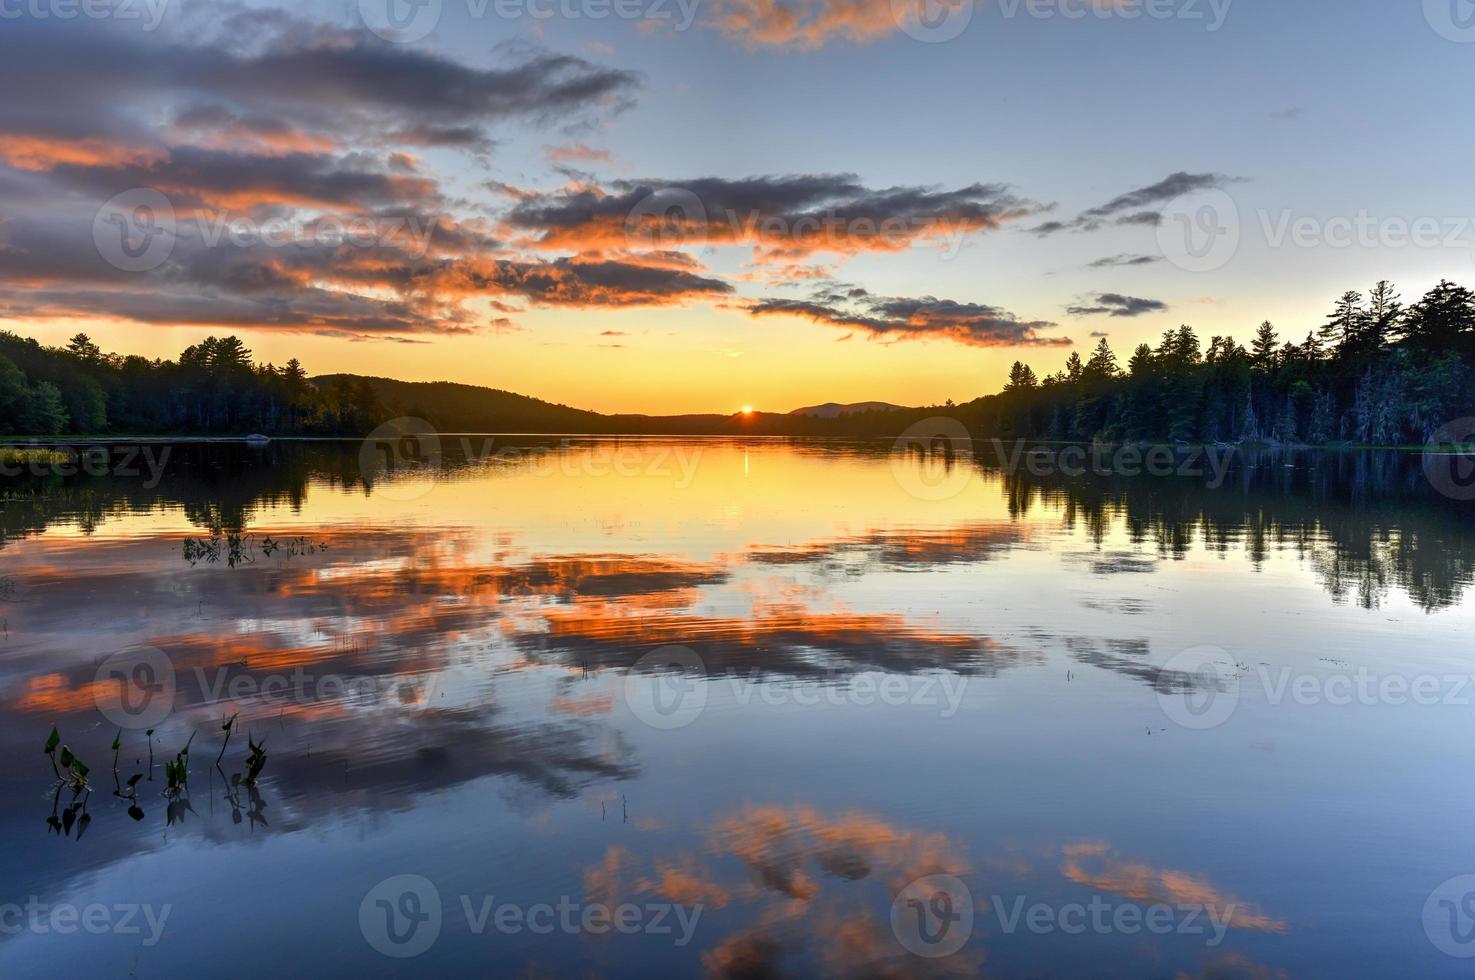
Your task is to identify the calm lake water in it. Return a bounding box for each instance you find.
[2,436,1474,978]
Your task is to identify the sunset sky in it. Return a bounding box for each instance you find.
[2,0,1472,414]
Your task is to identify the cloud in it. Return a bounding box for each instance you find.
[543,142,614,166]
[1061,842,1288,934]
[1032,172,1243,235]
[749,290,1069,349]
[1088,253,1160,269]
[0,12,700,336]
[1066,293,1168,318]
[705,0,909,51]
[506,175,1043,260]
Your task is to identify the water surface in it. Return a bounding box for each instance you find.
[1,438,1473,978]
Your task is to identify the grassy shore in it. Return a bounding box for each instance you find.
[0,448,70,466]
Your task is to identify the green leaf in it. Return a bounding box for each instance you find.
[58,746,74,768]
[44,726,60,754]
[111,729,121,751]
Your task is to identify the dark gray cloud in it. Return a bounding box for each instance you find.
[750,290,1068,349]
[0,10,674,337]
[506,175,1044,255]
[0,14,637,158]
[1067,294,1169,318]
[1031,172,1242,236]
[1088,253,1161,269]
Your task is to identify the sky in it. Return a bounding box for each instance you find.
[1,0,1473,414]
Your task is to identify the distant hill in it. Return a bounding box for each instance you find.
[789,401,910,418]
[314,375,606,432]
[313,375,932,436]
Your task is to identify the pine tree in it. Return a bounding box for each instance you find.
[1320,290,1364,357]
[1251,321,1279,371]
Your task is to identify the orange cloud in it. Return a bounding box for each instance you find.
[1061,842,1288,934]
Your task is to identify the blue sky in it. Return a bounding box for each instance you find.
[3,0,1473,410]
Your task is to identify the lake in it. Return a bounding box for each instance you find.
[1,435,1473,978]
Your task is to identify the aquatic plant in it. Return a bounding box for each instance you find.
[44,728,91,792]
[164,732,195,796]
[216,712,238,765]
[243,734,268,785]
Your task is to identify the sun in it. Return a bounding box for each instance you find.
[741,405,754,415]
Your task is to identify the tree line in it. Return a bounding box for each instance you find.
[978,280,1475,446]
[0,333,388,436]
[2,278,1472,442]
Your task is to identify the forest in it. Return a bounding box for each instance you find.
[0,333,387,436]
[1,278,1472,444]
[976,279,1475,446]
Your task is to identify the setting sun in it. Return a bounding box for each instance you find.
[741,405,754,415]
